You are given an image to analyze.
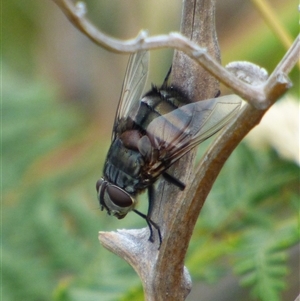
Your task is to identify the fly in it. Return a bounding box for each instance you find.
[96,51,241,245]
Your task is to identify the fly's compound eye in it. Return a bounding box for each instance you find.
[107,185,133,208]
[96,179,133,219]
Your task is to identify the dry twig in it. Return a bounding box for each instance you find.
[52,0,298,110]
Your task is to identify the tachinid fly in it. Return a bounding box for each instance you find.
[96,51,241,245]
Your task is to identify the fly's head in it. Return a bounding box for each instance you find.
[96,178,135,219]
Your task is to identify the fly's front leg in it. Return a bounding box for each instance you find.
[132,209,155,242]
[132,185,162,248]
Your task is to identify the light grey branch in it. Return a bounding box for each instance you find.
[52,0,299,110]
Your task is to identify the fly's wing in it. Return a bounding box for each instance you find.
[112,50,149,141]
[145,95,242,168]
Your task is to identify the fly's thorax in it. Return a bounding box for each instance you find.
[104,138,145,193]
[96,178,136,219]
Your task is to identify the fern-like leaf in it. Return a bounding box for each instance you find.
[233,222,297,301]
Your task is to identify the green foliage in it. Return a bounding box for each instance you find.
[2,67,141,301]
[187,144,299,300]
[3,1,298,301]
[234,225,295,301]
[119,285,144,301]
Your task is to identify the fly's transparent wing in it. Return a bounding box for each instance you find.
[112,50,149,141]
[146,95,242,165]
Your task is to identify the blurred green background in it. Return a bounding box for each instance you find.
[2,0,299,301]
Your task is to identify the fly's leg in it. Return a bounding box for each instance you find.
[132,173,184,248]
[132,209,162,248]
[132,209,162,244]
[133,185,162,248]
[162,172,186,191]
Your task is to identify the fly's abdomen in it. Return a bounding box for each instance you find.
[133,86,189,131]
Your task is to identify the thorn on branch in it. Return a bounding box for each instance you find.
[192,48,207,58]
[276,72,292,87]
[75,1,87,18]
[136,30,149,45]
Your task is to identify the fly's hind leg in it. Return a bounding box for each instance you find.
[162,172,186,191]
[147,185,162,246]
